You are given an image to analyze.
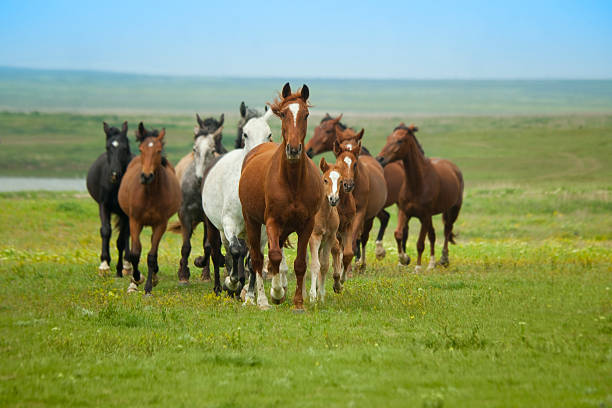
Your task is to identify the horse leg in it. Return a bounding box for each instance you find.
[318,237,333,303]
[177,211,193,285]
[205,218,223,296]
[224,236,245,296]
[331,238,343,293]
[414,217,431,273]
[439,204,461,267]
[375,209,390,260]
[245,218,269,309]
[358,217,374,272]
[340,228,354,284]
[427,221,436,271]
[98,204,112,276]
[395,210,410,266]
[127,220,144,293]
[293,220,315,311]
[115,215,131,278]
[351,211,366,276]
[308,234,322,303]
[143,222,166,295]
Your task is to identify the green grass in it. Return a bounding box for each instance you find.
[1,110,611,406]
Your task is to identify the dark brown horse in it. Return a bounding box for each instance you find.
[239,83,323,311]
[376,123,464,272]
[119,123,181,294]
[333,128,387,273]
[306,114,404,259]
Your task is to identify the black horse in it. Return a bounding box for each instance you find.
[86,121,133,278]
[234,102,262,149]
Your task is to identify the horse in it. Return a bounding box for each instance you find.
[86,121,134,278]
[333,127,387,273]
[169,129,219,285]
[307,157,343,303]
[118,122,181,294]
[175,113,225,183]
[305,114,404,260]
[202,107,276,303]
[234,102,263,149]
[239,83,323,311]
[376,123,464,272]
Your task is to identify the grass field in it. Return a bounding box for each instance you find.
[1,102,612,405]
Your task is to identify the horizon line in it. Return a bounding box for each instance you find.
[2,65,612,82]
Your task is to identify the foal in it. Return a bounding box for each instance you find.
[86,121,133,277]
[239,83,323,310]
[119,123,181,294]
[307,158,343,303]
[376,123,464,272]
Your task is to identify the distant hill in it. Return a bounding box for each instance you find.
[1,66,612,115]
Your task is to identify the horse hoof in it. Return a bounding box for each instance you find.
[152,274,159,287]
[258,303,271,311]
[414,265,422,274]
[437,257,450,268]
[398,254,411,265]
[131,275,145,285]
[200,268,211,282]
[193,256,205,268]
[178,280,189,287]
[224,276,238,292]
[270,295,285,305]
[333,283,343,294]
[122,262,133,276]
[375,241,386,260]
[98,261,111,277]
[127,282,138,293]
[144,293,153,298]
[243,296,255,306]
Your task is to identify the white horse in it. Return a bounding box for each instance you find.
[202,108,288,308]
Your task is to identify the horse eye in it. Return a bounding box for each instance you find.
[268,133,272,139]
[396,140,404,144]
[243,133,248,139]
[324,179,328,183]
[305,113,309,118]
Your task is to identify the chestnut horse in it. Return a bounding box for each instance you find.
[119,123,181,294]
[239,83,323,310]
[376,123,463,272]
[333,128,387,273]
[306,114,404,259]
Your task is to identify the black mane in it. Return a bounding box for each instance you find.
[394,124,424,155]
[321,114,347,130]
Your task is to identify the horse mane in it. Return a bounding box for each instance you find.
[321,114,347,130]
[394,124,424,156]
[360,146,371,156]
[268,89,311,113]
[135,123,168,166]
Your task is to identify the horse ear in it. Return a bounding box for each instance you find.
[409,123,419,132]
[240,102,246,118]
[335,113,343,123]
[354,141,362,156]
[319,157,329,173]
[263,108,274,122]
[282,82,291,98]
[356,128,364,141]
[121,121,128,134]
[196,113,204,128]
[193,125,200,136]
[333,139,342,156]
[136,122,146,141]
[264,105,269,112]
[399,122,406,128]
[103,122,110,136]
[300,84,309,101]
[218,113,224,127]
[157,128,166,142]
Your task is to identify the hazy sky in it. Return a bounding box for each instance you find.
[1,0,611,79]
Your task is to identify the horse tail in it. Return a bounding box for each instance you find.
[167,221,182,234]
[283,238,294,249]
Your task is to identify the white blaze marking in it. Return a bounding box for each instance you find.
[112,140,119,148]
[329,171,340,194]
[288,103,300,127]
[148,142,154,147]
[344,156,352,167]
[346,143,352,151]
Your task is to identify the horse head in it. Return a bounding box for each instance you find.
[241,108,274,152]
[135,122,165,185]
[236,102,264,148]
[306,113,344,158]
[269,82,310,163]
[334,149,359,193]
[192,127,219,180]
[319,157,344,207]
[195,113,225,154]
[103,121,130,184]
[376,123,420,167]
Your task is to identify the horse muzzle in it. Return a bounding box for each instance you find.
[286,143,303,161]
[110,171,120,184]
[376,156,388,167]
[343,180,355,193]
[140,172,154,185]
[306,147,315,158]
[328,195,339,207]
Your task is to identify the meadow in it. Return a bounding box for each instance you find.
[0,75,611,406]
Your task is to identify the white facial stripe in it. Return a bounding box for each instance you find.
[148,142,154,147]
[329,171,340,194]
[346,143,352,151]
[111,140,119,148]
[288,103,300,127]
[344,156,352,167]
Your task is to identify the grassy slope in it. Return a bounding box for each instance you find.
[0,112,611,407]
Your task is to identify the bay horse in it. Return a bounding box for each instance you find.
[175,113,225,183]
[332,154,357,289]
[118,122,181,294]
[86,121,134,277]
[376,123,464,272]
[202,108,275,303]
[168,129,219,285]
[239,83,323,311]
[307,158,345,303]
[234,102,263,149]
[306,114,404,259]
[333,127,387,273]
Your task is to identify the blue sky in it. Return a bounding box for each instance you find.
[1,0,611,79]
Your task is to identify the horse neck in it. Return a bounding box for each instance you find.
[277,144,307,189]
[401,142,428,194]
[339,189,355,212]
